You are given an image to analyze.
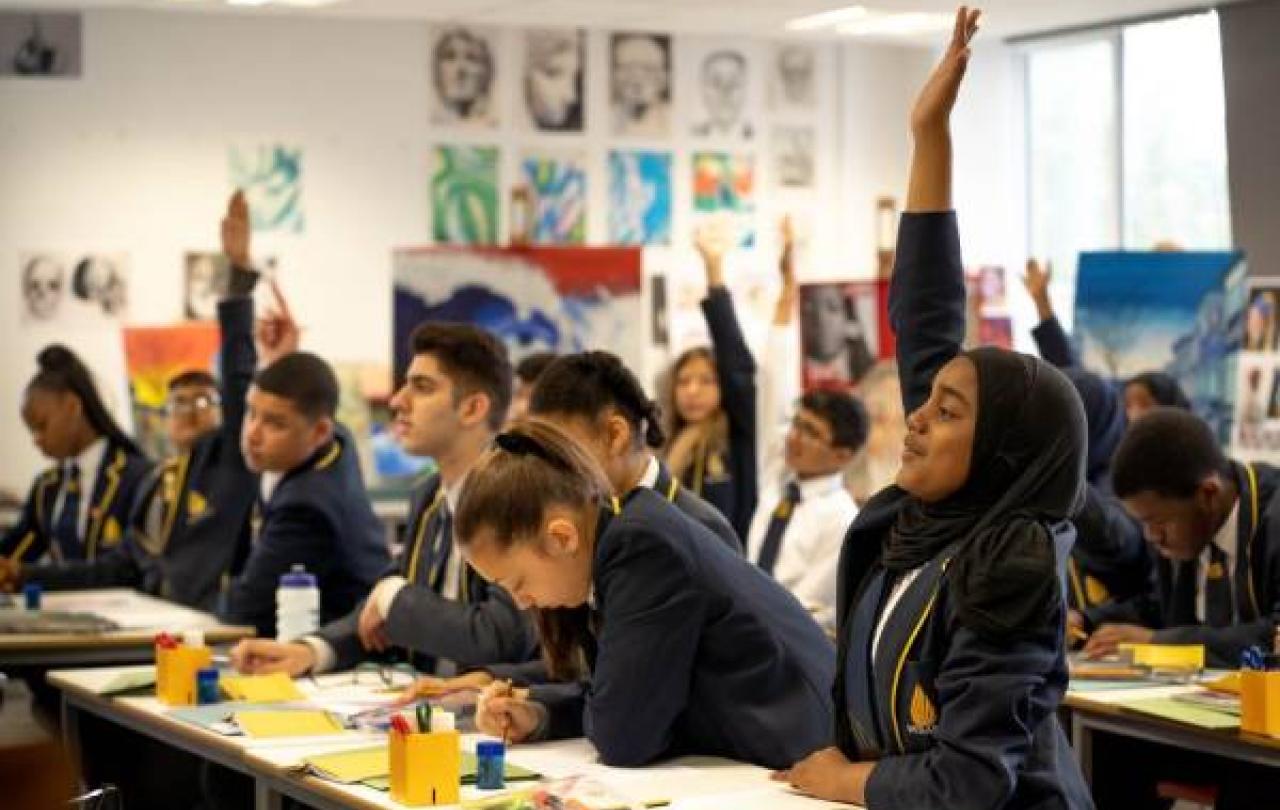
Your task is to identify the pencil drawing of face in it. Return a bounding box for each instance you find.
[776,44,815,107]
[774,126,815,188]
[524,29,584,131]
[22,255,63,320]
[432,28,495,122]
[697,50,751,138]
[72,255,127,316]
[610,32,671,136]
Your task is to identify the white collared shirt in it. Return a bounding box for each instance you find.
[746,471,858,632]
[638,456,661,491]
[1196,497,1240,623]
[259,471,283,505]
[52,436,107,543]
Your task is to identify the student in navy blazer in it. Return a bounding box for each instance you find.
[2,193,262,610]
[1,346,152,566]
[777,12,1093,809]
[460,420,834,770]
[660,226,758,539]
[221,352,389,638]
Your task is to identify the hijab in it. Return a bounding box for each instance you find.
[882,347,1087,639]
[1127,371,1191,411]
[1064,367,1126,490]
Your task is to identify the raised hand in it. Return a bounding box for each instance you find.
[221,190,251,268]
[694,219,734,288]
[1022,258,1055,321]
[255,280,301,366]
[910,6,982,137]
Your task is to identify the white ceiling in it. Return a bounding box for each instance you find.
[0,0,1238,43]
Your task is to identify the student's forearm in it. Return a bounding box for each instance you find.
[906,129,952,213]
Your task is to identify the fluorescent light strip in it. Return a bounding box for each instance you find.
[786,5,868,32]
[837,11,954,37]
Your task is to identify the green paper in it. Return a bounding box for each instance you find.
[1120,697,1241,730]
[340,749,539,791]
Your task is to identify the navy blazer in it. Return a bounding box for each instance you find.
[832,212,1092,810]
[221,425,389,638]
[683,286,758,540]
[314,473,535,672]
[2,437,152,564]
[20,298,258,611]
[540,488,834,769]
[1090,460,1280,668]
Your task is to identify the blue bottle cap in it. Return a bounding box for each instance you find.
[476,741,505,756]
[197,667,220,681]
[279,564,317,587]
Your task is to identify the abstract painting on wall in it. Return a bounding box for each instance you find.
[1074,250,1245,441]
[608,149,671,246]
[692,151,755,248]
[431,145,499,245]
[229,144,304,233]
[520,151,587,245]
[392,246,643,386]
[121,323,221,459]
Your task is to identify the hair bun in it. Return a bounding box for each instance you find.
[36,344,78,373]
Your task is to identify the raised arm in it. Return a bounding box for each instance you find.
[1023,259,1079,368]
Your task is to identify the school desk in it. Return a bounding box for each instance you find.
[0,588,253,667]
[47,664,853,810]
[1063,680,1280,784]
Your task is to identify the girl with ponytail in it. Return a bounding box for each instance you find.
[454,418,834,769]
[1,345,153,564]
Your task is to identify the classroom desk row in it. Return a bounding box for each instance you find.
[47,665,849,810]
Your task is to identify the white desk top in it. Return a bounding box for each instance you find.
[49,665,854,810]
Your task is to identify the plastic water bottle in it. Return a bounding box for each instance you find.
[275,564,320,641]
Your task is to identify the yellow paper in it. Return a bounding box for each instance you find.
[1118,643,1205,670]
[1120,697,1240,730]
[305,746,388,783]
[220,672,306,703]
[1207,672,1242,695]
[234,710,344,739]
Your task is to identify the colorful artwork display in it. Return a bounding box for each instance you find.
[121,323,221,458]
[692,151,755,248]
[520,151,587,245]
[392,246,643,387]
[431,145,499,245]
[607,150,671,246]
[229,144,303,233]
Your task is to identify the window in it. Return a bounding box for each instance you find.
[1025,12,1231,327]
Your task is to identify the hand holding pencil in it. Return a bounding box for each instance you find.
[475,679,542,745]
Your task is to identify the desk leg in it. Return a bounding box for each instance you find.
[60,695,85,793]
[254,777,283,810]
[1072,711,1093,785]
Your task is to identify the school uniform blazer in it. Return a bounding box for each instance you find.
[221,425,390,638]
[830,212,1092,810]
[685,286,759,540]
[1089,460,1280,668]
[1069,485,1155,623]
[539,489,835,769]
[2,438,152,564]
[20,298,258,610]
[313,473,534,672]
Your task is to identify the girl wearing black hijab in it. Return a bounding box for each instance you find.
[776,9,1094,808]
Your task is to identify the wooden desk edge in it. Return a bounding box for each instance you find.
[1065,691,1280,755]
[0,625,254,651]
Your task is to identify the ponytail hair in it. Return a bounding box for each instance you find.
[528,351,665,449]
[28,345,142,456]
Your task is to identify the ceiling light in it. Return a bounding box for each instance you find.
[837,11,954,37]
[786,5,868,32]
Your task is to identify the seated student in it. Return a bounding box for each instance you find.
[777,11,1093,808]
[1,347,152,565]
[507,351,557,426]
[221,351,389,637]
[1123,371,1191,422]
[0,192,270,610]
[465,419,834,769]
[1083,408,1280,668]
[1021,258,1154,630]
[229,322,533,675]
[660,226,758,538]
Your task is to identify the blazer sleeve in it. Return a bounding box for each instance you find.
[383,580,533,669]
[864,620,1062,810]
[217,297,257,470]
[222,503,334,637]
[1,477,48,561]
[532,681,590,741]
[20,544,146,592]
[1030,315,1079,369]
[583,532,706,766]
[889,213,966,417]
[701,286,759,537]
[312,603,368,672]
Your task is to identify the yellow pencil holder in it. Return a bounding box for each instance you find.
[1240,670,1280,738]
[155,645,212,706]
[389,730,461,806]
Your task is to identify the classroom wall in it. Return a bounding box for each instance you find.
[0,9,932,492]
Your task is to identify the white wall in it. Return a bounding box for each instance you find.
[0,9,943,491]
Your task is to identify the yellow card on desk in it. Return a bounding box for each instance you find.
[304,746,388,783]
[1118,643,1205,670]
[234,710,344,739]
[220,672,305,703]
